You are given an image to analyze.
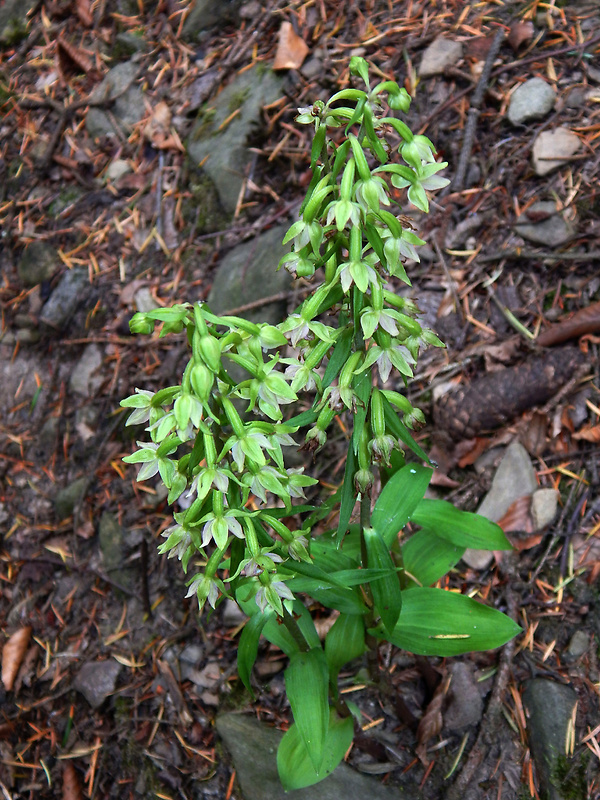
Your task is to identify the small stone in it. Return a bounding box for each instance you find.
[74,660,122,708]
[18,241,58,287]
[565,630,589,660]
[300,56,323,80]
[463,441,537,570]
[507,77,555,125]
[40,268,89,330]
[222,599,247,627]
[532,127,582,176]
[515,201,573,247]
[443,662,483,731]
[69,344,103,397]
[54,477,87,520]
[419,36,463,78]
[180,644,203,665]
[106,158,131,181]
[133,286,158,312]
[531,488,559,530]
[86,62,144,140]
[16,328,41,344]
[98,512,125,573]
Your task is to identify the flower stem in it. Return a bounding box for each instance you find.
[281,606,311,653]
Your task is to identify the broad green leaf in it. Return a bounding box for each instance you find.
[285,407,319,430]
[237,612,268,697]
[336,445,357,545]
[351,371,372,455]
[402,529,464,588]
[382,395,431,462]
[285,648,329,772]
[277,711,354,790]
[372,587,521,656]
[412,499,513,550]
[371,464,432,547]
[287,580,368,615]
[325,614,366,683]
[364,527,402,635]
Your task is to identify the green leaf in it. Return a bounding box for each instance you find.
[412,499,513,551]
[285,648,330,772]
[381,395,431,462]
[277,711,354,790]
[336,444,357,545]
[325,614,366,684]
[364,527,402,635]
[372,587,521,656]
[322,326,353,389]
[287,579,368,615]
[402,530,464,588]
[237,612,269,697]
[371,464,432,548]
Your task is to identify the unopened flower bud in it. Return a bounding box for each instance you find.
[129,313,154,335]
[190,363,214,402]
[354,468,374,495]
[199,334,221,373]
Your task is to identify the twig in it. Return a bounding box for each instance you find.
[453,31,505,192]
[479,249,600,263]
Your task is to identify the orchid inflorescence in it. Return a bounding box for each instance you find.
[121,58,518,790]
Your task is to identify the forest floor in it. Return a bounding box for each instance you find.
[1,1,600,799]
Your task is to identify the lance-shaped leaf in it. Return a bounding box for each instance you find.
[284,648,330,772]
[371,464,432,547]
[325,613,366,685]
[237,612,269,697]
[402,529,464,588]
[371,587,521,656]
[364,527,402,635]
[277,710,354,791]
[412,499,513,550]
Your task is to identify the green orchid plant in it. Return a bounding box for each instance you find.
[121,57,520,790]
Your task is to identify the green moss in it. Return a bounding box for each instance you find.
[190,106,217,140]
[228,87,250,114]
[551,752,587,800]
[181,171,229,236]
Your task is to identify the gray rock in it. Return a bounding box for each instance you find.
[105,158,132,182]
[531,488,559,530]
[187,65,284,213]
[515,202,573,247]
[216,713,411,800]
[0,0,36,44]
[443,662,483,731]
[419,36,463,78]
[207,224,292,326]
[18,242,58,287]
[463,441,537,569]
[301,57,324,80]
[222,599,247,627]
[54,477,88,520]
[99,512,126,574]
[86,62,144,139]
[40,268,89,330]
[532,128,583,176]
[522,679,578,800]
[134,286,159,312]
[565,630,589,661]
[507,78,556,125]
[74,660,122,708]
[69,344,104,397]
[182,0,242,40]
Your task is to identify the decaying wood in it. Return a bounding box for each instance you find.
[434,346,587,440]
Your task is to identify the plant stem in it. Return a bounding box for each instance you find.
[281,606,311,653]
